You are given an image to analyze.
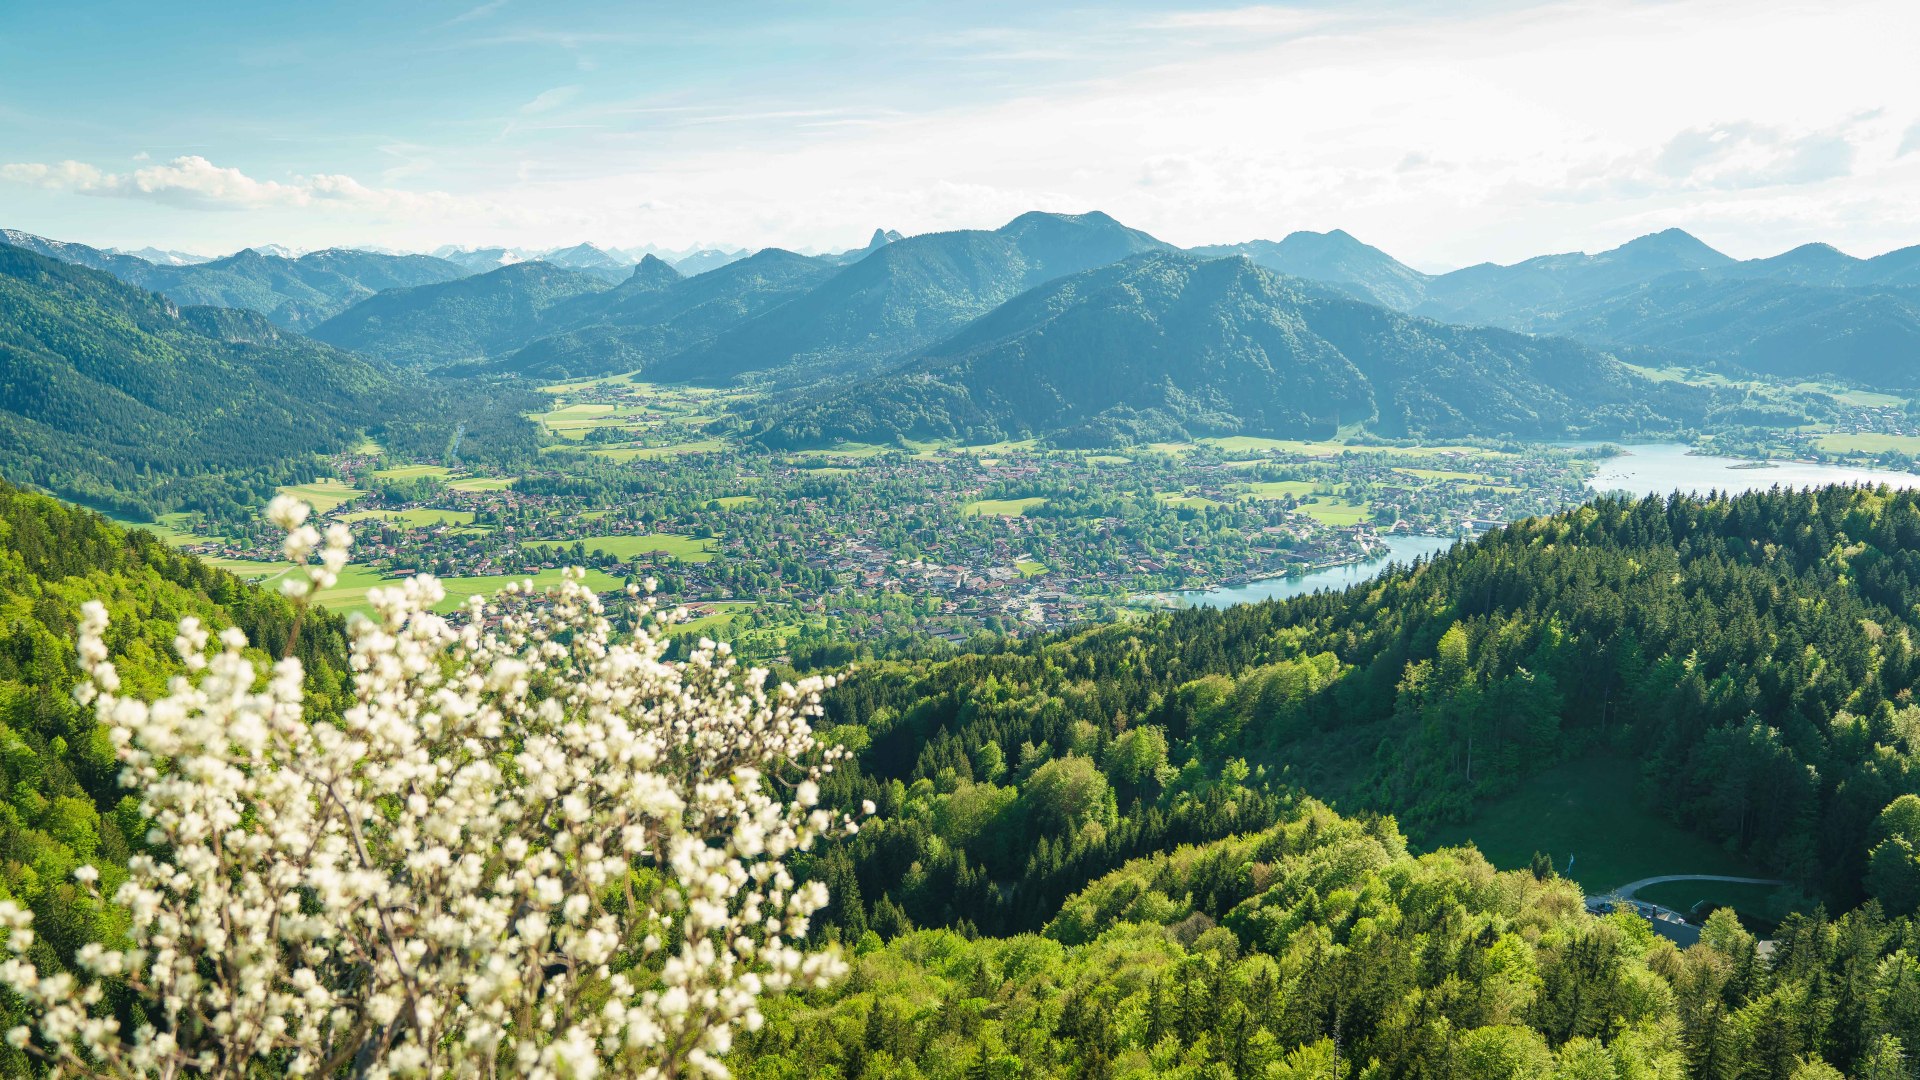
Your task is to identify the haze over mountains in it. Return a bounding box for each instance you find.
[9,206,1920,450]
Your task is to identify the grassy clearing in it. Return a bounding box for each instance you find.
[447,476,514,492]
[1789,382,1908,407]
[522,534,716,562]
[371,464,453,482]
[278,479,365,513]
[107,512,223,547]
[341,508,478,528]
[809,443,895,459]
[591,439,729,461]
[709,496,760,508]
[430,569,628,613]
[670,611,741,638]
[202,558,295,582]
[1241,480,1322,500]
[1426,755,1766,897]
[536,372,643,394]
[1814,433,1920,455]
[1297,497,1372,525]
[1157,493,1225,509]
[962,497,1048,517]
[309,566,630,617]
[1015,559,1048,577]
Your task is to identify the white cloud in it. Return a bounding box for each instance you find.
[0,155,480,218]
[12,0,1920,262]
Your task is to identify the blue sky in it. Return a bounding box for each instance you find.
[4,0,1919,266]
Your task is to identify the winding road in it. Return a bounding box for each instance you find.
[1609,875,1787,900]
[1584,875,1789,948]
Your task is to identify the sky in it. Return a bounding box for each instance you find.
[3,0,1918,269]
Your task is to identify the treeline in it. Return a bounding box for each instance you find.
[749,797,1920,1079]
[806,486,1920,946]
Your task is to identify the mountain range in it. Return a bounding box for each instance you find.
[0,230,467,331]
[15,206,1920,432]
[0,244,406,514]
[745,252,1709,448]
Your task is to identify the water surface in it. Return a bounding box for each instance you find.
[1167,534,1455,609]
[1585,443,1920,497]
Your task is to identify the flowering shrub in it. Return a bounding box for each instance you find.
[0,496,857,1078]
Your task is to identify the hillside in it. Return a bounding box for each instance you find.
[800,485,1920,948]
[0,230,469,330]
[142,246,470,330]
[308,260,612,366]
[492,247,839,380]
[0,244,408,517]
[1414,228,1736,326]
[0,483,353,1075]
[650,210,1171,385]
[713,483,1920,1076]
[1534,274,1920,386]
[748,252,1704,448]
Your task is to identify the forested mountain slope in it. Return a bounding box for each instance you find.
[750,798,1918,1079]
[308,260,612,366]
[1533,275,1920,387]
[0,230,468,330]
[805,485,1920,950]
[0,483,348,1073]
[747,252,1709,447]
[493,248,836,380]
[650,210,1171,385]
[0,245,402,517]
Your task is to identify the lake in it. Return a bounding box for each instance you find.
[1585,442,1920,497]
[1164,534,1457,609]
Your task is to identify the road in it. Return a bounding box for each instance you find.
[1609,874,1787,900]
[1584,875,1788,949]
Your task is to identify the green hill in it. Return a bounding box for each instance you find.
[1534,275,1920,388]
[0,230,468,330]
[495,248,833,380]
[0,481,349,1034]
[0,244,406,517]
[747,252,1708,448]
[652,210,1171,385]
[308,260,611,366]
[1190,228,1432,310]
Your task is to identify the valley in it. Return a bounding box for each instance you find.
[9,207,1920,1078]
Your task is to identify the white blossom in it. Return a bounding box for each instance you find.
[0,499,851,1078]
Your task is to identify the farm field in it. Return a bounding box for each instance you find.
[589,439,729,460]
[1813,432,1920,455]
[522,533,717,562]
[277,479,365,513]
[371,464,453,482]
[446,476,515,492]
[962,497,1048,516]
[342,508,478,528]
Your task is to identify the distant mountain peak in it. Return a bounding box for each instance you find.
[629,254,683,287]
[1608,228,1731,266]
[866,228,902,250]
